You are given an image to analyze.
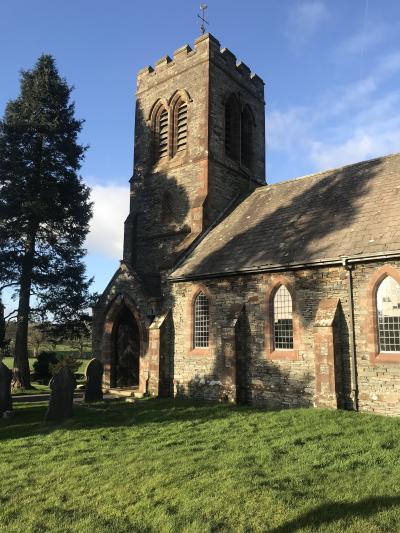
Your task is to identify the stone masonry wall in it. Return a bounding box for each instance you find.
[170,260,400,415]
[123,33,266,294]
[352,261,400,415]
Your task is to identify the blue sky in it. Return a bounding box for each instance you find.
[1,0,400,310]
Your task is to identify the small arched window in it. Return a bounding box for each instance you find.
[225,95,240,160]
[156,107,169,160]
[377,276,400,352]
[161,191,173,224]
[174,100,188,154]
[241,106,253,168]
[194,291,209,348]
[273,285,293,350]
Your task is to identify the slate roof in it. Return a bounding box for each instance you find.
[171,152,400,280]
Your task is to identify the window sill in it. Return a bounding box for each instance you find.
[267,349,299,361]
[370,352,400,364]
[190,347,212,356]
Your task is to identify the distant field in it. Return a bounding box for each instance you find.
[2,357,89,394]
[33,343,92,359]
[2,357,89,375]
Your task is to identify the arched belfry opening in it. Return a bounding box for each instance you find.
[112,307,140,388]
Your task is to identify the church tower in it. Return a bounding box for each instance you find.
[123,33,265,296]
[93,33,265,395]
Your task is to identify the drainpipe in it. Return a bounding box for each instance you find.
[341,258,359,411]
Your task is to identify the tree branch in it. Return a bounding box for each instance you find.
[5,309,18,320]
[0,282,18,292]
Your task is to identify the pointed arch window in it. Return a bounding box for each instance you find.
[158,108,169,158]
[174,100,188,154]
[153,106,169,161]
[194,292,209,348]
[273,285,293,350]
[225,95,240,160]
[241,106,253,168]
[377,276,400,352]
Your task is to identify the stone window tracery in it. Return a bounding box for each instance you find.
[194,291,209,348]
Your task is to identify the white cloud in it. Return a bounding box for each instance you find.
[85,182,129,259]
[267,107,309,152]
[310,115,400,169]
[285,1,329,47]
[268,50,400,173]
[334,25,387,59]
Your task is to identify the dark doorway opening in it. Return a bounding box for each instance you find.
[112,308,140,388]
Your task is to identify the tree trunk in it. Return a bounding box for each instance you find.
[13,233,36,389]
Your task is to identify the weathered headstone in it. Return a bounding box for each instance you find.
[0,361,13,417]
[84,358,103,402]
[45,366,76,422]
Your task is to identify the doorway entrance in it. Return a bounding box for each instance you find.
[112,307,140,388]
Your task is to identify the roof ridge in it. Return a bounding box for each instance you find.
[260,151,400,191]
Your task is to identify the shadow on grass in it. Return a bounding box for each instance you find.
[270,496,400,533]
[0,398,266,442]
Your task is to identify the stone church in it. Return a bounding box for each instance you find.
[93,33,400,415]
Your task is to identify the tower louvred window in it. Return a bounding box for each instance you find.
[225,95,240,160]
[176,102,188,152]
[241,107,253,168]
[158,108,169,158]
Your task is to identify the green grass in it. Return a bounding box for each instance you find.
[11,383,50,395]
[1,401,400,532]
[2,357,89,374]
[51,343,92,360]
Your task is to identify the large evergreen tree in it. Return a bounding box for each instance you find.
[0,55,92,388]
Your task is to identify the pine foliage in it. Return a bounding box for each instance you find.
[0,55,92,386]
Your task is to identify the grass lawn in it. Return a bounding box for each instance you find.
[2,357,89,374]
[1,401,400,532]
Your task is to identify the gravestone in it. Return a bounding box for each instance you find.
[0,361,13,417]
[45,366,76,422]
[84,358,103,402]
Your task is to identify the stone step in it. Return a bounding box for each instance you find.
[106,388,139,398]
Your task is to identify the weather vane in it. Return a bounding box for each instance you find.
[197,4,209,35]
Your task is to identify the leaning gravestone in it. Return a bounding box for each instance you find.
[0,361,13,417]
[45,366,76,422]
[84,358,103,402]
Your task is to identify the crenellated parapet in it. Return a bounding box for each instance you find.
[136,33,264,97]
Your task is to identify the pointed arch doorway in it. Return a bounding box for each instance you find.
[101,294,145,391]
[112,307,140,388]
